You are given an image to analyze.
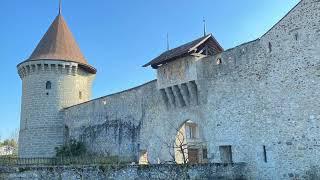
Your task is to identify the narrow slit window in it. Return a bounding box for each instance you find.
[263,145,267,163]
[79,91,82,99]
[46,81,51,90]
[268,42,272,53]
[294,33,298,41]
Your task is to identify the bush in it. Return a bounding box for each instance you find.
[55,139,86,157]
[0,139,17,148]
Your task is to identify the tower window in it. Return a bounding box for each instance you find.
[79,91,82,99]
[187,123,197,139]
[46,81,51,89]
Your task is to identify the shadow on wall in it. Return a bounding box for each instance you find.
[303,166,320,180]
[78,119,140,158]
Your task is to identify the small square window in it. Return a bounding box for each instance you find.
[46,81,51,89]
[263,145,267,163]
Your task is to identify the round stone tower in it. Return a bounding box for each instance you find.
[17,11,96,158]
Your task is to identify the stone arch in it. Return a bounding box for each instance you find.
[174,119,208,164]
[139,112,208,164]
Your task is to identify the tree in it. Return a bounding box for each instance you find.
[2,139,17,147]
[152,125,192,179]
[9,128,19,144]
[159,126,189,164]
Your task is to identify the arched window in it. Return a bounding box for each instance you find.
[46,81,51,90]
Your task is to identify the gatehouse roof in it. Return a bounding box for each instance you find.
[143,34,223,69]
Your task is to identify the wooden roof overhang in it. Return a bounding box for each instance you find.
[143,34,223,69]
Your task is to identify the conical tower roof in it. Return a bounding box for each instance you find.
[22,14,96,73]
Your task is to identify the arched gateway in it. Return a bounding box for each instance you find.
[174,120,208,164]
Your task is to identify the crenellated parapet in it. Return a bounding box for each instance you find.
[17,60,80,79]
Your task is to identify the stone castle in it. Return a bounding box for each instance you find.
[17,0,320,178]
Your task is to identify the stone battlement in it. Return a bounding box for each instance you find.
[17,60,81,79]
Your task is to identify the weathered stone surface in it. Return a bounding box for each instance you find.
[63,0,320,178]
[0,163,247,180]
[17,0,320,179]
[17,60,95,158]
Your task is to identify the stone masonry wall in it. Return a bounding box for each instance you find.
[63,0,320,179]
[0,163,247,180]
[63,80,162,159]
[18,60,95,158]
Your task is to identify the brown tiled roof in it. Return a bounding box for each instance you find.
[143,34,223,68]
[21,14,96,74]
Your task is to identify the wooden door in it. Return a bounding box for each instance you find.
[188,149,199,164]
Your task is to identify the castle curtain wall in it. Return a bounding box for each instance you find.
[63,0,320,178]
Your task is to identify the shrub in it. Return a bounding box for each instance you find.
[55,139,86,157]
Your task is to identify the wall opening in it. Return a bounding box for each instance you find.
[174,120,207,164]
[187,123,197,139]
[219,145,232,163]
[44,64,49,71]
[216,58,222,65]
[139,150,149,165]
[46,81,51,90]
[263,145,267,163]
[188,149,199,164]
[268,42,272,53]
[294,33,299,41]
[79,91,82,99]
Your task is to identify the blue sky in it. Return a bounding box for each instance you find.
[0,0,300,140]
